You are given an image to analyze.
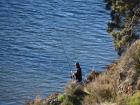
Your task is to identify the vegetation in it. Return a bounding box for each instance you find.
[106,0,140,55]
[127,91,140,105]
[60,82,84,105]
[128,41,140,71]
[57,94,65,102]
[85,74,116,102]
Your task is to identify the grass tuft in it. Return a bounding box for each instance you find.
[127,91,140,105]
[85,74,116,102]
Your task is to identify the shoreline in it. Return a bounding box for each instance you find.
[27,0,140,105]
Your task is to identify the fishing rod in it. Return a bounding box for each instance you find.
[59,36,80,79]
[59,37,73,74]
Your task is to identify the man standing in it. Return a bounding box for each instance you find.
[74,62,82,82]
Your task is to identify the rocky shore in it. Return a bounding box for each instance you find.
[26,0,140,105]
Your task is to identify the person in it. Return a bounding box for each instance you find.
[74,62,82,82]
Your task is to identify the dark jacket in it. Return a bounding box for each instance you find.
[75,67,82,82]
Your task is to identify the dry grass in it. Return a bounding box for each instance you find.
[120,40,140,72]
[85,74,116,103]
[64,81,84,96]
[82,94,98,105]
[34,96,42,105]
[25,96,42,105]
[60,81,86,105]
[129,41,140,71]
[116,95,127,105]
[25,93,61,105]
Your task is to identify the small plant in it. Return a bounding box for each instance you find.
[34,96,42,105]
[128,41,140,72]
[61,82,85,105]
[116,95,127,105]
[61,95,82,105]
[127,91,140,105]
[85,74,116,102]
[114,39,122,49]
[25,96,42,105]
[61,95,73,105]
[82,95,98,105]
[57,94,65,102]
[64,82,83,96]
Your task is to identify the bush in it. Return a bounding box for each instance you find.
[127,91,140,105]
[85,74,116,102]
[116,95,127,105]
[57,94,65,102]
[61,95,81,105]
[64,82,84,96]
[125,40,140,72]
[82,95,98,105]
[61,95,74,105]
[61,82,85,105]
[25,96,42,105]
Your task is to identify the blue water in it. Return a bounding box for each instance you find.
[0,0,118,105]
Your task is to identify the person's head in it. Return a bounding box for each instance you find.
[76,62,80,68]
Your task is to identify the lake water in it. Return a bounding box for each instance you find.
[0,0,118,105]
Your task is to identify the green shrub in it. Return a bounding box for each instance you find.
[61,95,82,105]
[57,94,65,102]
[61,96,73,105]
[127,91,140,105]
